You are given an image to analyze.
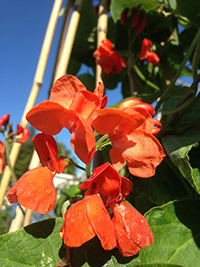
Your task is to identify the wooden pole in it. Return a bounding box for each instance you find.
[50,0,73,90]
[53,0,83,82]
[0,0,63,212]
[8,0,83,229]
[95,0,108,87]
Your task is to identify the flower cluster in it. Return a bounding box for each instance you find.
[60,162,154,257]
[7,74,165,258]
[120,5,147,34]
[0,114,29,174]
[93,38,126,77]
[139,38,160,66]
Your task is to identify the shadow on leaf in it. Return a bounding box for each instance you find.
[174,199,200,248]
[24,218,56,238]
[59,236,137,267]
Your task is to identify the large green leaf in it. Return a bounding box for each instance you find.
[0,218,63,266]
[162,124,200,194]
[140,199,200,267]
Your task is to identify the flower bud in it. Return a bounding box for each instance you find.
[0,114,10,128]
[120,8,129,25]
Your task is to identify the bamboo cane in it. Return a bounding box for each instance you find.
[53,0,83,82]
[95,0,108,87]
[8,0,83,229]
[50,0,74,90]
[0,0,63,212]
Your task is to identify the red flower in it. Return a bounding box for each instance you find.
[139,38,160,65]
[117,98,162,135]
[16,124,30,143]
[60,194,117,250]
[111,201,154,257]
[0,114,10,128]
[93,38,126,77]
[0,141,5,174]
[61,163,153,257]
[26,75,107,164]
[79,162,132,207]
[7,133,66,213]
[92,107,165,178]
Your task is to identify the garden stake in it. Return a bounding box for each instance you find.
[95,0,108,87]
[53,0,83,82]
[50,0,74,89]
[0,0,63,212]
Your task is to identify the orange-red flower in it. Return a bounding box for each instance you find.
[117,98,162,135]
[139,38,160,65]
[0,141,5,174]
[60,194,117,250]
[16,124,30,143]
[61,162,153,257]
[93,38,126,77]
[92,104,165,178]
[79,162,132,207]
[0,114,10,128]
[111,201,154,257]
[26,75,107,164]
[7,133,66,213]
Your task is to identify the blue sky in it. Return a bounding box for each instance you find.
[0,1,123,168]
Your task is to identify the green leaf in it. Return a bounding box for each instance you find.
[129,158,188,214]
[0,218,63,266]
[176,0,200,27]
[77,73,95,92]
[140,199,200,267]
[162,126,200,194]
[111,0,160,23]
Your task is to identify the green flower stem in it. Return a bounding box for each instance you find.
[155,27,200,112]
[96,134,109,151]
[86,161,92,178]
[192,39,200,82]
[162,96,194,116]
[66,158,85,172]
[133,65,161,91]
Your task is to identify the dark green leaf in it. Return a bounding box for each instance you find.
[0,218,63,266]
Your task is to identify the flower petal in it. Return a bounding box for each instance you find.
[111,201,154,257]
[61,196,96,247]
[93,109,145,137]
[50,75,86,109]
[7,167,56,214]
[86,194,116,250]
[26,100,75,135]
[0,141,5,174]
[79,162,121,206]
[112,129,165,178]
[109,147,125,172]
[70,114,96,164]
[69,90,100,122]
[32,133,58,167]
